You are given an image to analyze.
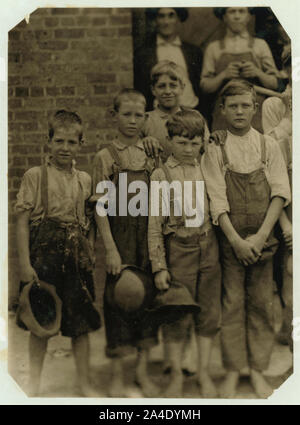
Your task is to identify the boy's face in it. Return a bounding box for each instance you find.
[116,100,145,139]
[156,8,179,39]
[171,135,202,164]
[48,124,82,169]
[152,74,183,111]
[221,93,257,132]
[223,8,250,34]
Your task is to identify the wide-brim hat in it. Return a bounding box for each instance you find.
[214,7,255,20]
[146,8,189,23]
[107,265,156,313]
[17,280,62,338]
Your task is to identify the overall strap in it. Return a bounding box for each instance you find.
[260,134,267,165]
[40,164,48,217]
[100,143,122,168]
[160,163,173,185]
[209,130,229,167]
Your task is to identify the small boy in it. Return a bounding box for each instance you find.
[142,60,209,162]
[92,89,158,397]
[262,45,292,349]
[15,110,101,397]
[202,80,291,398]
[148,109,221,398]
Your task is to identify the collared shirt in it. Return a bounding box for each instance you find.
[15,157,92,228]
[142,107,210,162]
[148,155,211,273]
[201,127,291,224]
[91,137,154,202]
[200,32,277,90]
[156,34,198,108]
[262,95,292,140]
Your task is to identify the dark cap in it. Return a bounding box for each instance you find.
[146,8,189,23]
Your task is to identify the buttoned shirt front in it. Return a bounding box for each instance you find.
[148,155,211,273]
[156,34,198,108]
[201,127,291,224]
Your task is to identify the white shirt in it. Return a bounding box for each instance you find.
[156,34,198,108]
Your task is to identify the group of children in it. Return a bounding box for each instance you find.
[15,42,292,399]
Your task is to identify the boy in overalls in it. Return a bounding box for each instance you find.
[15,110,101,397]
[200,7,278,132]
[92,89,158,397]
[148,109,221,398]
[202,80,291,398]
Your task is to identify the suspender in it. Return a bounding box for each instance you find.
[218,132,267,167]
[99,143,122,168]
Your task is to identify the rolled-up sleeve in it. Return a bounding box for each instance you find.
[15,168,39,214]
[262,97,292,140]
[256,39,278,76]
[266,136,291,206]
[201,144,230,224]
[148,169,168,273]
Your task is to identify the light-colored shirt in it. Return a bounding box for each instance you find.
[262,95,292,140]
[142,107,210,162]
[148,155,211,273]
[202,127,291,224]
[200,33,277,90]
[156,34,198,108]
[15,158,92,229]
[91,137,154,202]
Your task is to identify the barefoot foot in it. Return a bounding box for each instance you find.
[197,371,218,398]
[219,371,239,398]
[250,369,274,398]
[79,383,101,398]
[163,372,183,398]
[108,375,126,398]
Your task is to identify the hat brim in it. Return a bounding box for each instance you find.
[18,280,62,338]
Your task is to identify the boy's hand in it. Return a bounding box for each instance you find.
[239,61,259,78]
[154,270,170,291]
[106,248,122,275]
[232,238,260,266]
[20,264,39,283]
[142,137,163,159]
[282,222,292,250]
[223,62,241,80]
[245,234,266,257]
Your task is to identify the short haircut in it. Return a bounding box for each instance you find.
[113,88,146,112]
[48,109,83,141]
[151,60,184,87]
[146,8,189,23]
[213,7,255,20]
[166,108,206,139]
[220,79,257,105]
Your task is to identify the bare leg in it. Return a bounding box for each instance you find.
[28,333,48,396]
[108,358,125,398]
[136,349,158,397]
[196,335,217,398]
[250,369,273,398]
[72,334,98,397]
[219,371,240,398]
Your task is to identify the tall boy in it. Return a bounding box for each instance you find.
[15,110,101,397]
[148,109,221,398]
[92,89,158,397]
[202,80,291,398]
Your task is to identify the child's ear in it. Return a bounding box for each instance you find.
[105,107,118,124]
[220,103,225,115]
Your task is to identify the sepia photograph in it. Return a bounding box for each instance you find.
[3,3,297,402]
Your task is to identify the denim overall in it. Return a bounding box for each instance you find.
[18,164,101,338]
[100,144,158,358]
[212,38,265,133]
[218,132,276,371]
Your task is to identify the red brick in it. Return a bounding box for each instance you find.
[24,98,55,109]
[14,111,44,121]
[55,29,84,38]
[12,145,43,154]
[15,87,29,97]
[30,87,44,97]
[9,98,22,108]
[31,8,51,16]
[22,134,47,144]
[34,30,53,40]
[61,86,75,95]
[38,40,68,50]
[22,51,52,63]
[13,157,26,166]
[46,87,60,96]
[89,97,111,107]
[28,157,42,166]
[8,88,13,97]
[118,27,132,37]
[92,17,107,26]
[8,53,21,63]
[60,17,76,26]
[76,16,92,26]
[94,85,107,95]
[9,191,19,201]
[13,19,27,30]
[52,8,79,15]
[87,73,116,84]
[44,17,59,27]
[82,8,112,15]
[8,76,21,85]
[109,15,131,26]
[56,97,85,108]
[95,28,117,37]
[8,168,26,178]
[9,31,21,41]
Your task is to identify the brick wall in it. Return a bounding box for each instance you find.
[8,7,134,306]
